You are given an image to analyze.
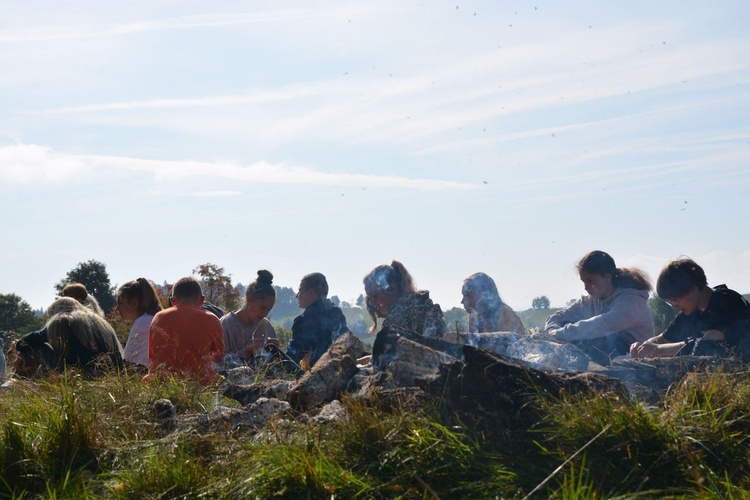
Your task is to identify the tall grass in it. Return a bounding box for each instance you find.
[1,366,749,497]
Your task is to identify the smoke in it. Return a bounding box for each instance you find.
[457,331,591,373]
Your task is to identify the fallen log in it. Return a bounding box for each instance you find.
[424,345,627,429]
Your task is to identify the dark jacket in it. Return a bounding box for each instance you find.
[286,298,349,367]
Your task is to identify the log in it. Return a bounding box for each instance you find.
[287,332,364,410]
[424,346,627,429]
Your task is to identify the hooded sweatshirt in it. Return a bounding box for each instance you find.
[544,287,654,344]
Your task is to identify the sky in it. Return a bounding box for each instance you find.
[1,0,750,313]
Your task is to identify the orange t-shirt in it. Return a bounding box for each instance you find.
[147,303,224,384]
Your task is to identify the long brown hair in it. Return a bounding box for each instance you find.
[363,260,416,330]
[578,250,652,291]
[118,278,163,316]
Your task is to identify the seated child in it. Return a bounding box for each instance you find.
[286,272,349,369]
[545,251,654,365]
[221,270,278,364]
[461,272,526,334]
[117,278,163,368]
[630,258,750,360]
[147,277,224,384]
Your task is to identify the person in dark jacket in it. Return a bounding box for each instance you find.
[631,258,750,360]
[286,273,349,369]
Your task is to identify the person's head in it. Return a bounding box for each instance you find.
[577,251,617,300]
[656,258,708,315]
[577,250,651,299]
[243,270,276,322]
[363,260,416,323]
[62,283,88,303]
[461,272,502,313]
[117,278,163,321]
[171,277,204,306]
[47,296,84,317]
[46,299,123,369]
[297,272,328,309]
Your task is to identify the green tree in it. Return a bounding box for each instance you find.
[649,295,677,333]
[269,286,301,319]
[193,263,241,312]
[532,296,550,309]
[443,307,468,333]
[55,259,116,313]
[0,293,42,333]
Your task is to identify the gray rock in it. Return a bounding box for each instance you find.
[287,332,365,410]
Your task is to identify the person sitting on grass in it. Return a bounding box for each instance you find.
[43,297,124,374]
[544,250,655,365]
[147,277,224,384]
[286,272,349,370]
[117,278,163,368]
[630,258,750,360]
[220,270,278,365]
[461,272,526,334]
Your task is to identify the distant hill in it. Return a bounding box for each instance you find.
[517,308,559,330]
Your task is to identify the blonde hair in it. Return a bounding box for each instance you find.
[45,297,123,370]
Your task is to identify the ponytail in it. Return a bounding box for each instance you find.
[613,267,652,291]
[119,278,163,317]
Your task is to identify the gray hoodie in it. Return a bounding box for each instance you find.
[544,287,654,344]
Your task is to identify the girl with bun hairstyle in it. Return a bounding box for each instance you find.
[544,250,654,365]
[221,270,278,361]
[117,278,163,367]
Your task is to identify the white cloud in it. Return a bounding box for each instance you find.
[0,143,476,191]
[0,144,85,183]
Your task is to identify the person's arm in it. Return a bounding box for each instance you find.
[544,298,589,332]
[630,333,686,358]
[547,294,646,341]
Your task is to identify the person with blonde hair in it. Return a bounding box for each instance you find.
[545,250,654,365]
[461,272,525,334]
[117,278,163,367]
[44,297,124,373]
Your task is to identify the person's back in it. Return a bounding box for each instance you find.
[148,277,224,384]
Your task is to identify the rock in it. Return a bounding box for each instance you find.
[310,400,347,424]
[222,379,291,406]
[383,336,457,387]
[287,332,365,410]
[152,398,178,434]
[194,398,290,432]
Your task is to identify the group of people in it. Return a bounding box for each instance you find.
[3,251,750,386]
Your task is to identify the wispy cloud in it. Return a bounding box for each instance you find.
[0,143,476,191]
[0,6,407,43]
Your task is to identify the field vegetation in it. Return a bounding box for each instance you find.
[1,365,749,498]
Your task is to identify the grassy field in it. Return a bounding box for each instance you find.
[2,365,749,498]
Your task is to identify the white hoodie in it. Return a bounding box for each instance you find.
[544,287,654,343]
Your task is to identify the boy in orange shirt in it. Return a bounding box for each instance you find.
[147,277,224,384]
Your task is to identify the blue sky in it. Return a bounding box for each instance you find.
[1,1,749,313]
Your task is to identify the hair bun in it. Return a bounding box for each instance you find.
[256,269,273,285]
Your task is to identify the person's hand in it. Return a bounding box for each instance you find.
[631,341,660,359]
[244,338,265,357]
[629,342,642,358]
